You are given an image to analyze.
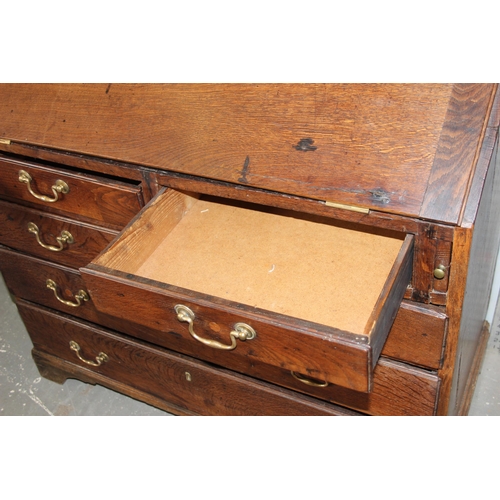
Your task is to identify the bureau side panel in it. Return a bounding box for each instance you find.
[442,136,500,415]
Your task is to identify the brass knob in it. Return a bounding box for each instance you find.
[433,265,446,280]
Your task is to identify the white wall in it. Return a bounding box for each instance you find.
[486,246,500,323]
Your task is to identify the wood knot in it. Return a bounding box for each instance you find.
[370,188,391,204]
[294,138,317,152]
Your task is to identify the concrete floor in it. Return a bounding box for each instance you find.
[1,273,499,416]
[468,298,500,415]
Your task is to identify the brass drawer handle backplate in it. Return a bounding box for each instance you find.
[28,222,74,252]
[69,341,108,367]
[174,304,256,351]
[291,371,329,387]
[46,279,89,307]
[18,169,69,203]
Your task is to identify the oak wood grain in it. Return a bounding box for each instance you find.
[93,187,198,272]
[436,227,472,415]
[461,87,500,227]
[156,170,454,241]
[31,349,197,415]
[420,84,497,223]
[0,144,146,181]
[462,128,499,227]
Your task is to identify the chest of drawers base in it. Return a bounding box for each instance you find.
[0,145,488,416]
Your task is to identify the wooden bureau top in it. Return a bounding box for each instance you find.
[0,83,497,224]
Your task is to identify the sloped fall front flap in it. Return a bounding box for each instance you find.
[0,83,496,223]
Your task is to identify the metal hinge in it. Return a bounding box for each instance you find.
[324,200,370,214]
[0,138,11,145]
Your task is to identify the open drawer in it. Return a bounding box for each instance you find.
[80,188,413,392]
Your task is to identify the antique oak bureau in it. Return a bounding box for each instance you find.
[0,84,499,416]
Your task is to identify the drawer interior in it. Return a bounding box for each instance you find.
[94,188,409,337]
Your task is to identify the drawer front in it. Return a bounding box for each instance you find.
[242,356,440,416]
[82,267,375,392]
[0,246,103,324]
[17,300,358,416]
[0,156,143,227]
[382,300,447,369]
[0,200,118,268]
